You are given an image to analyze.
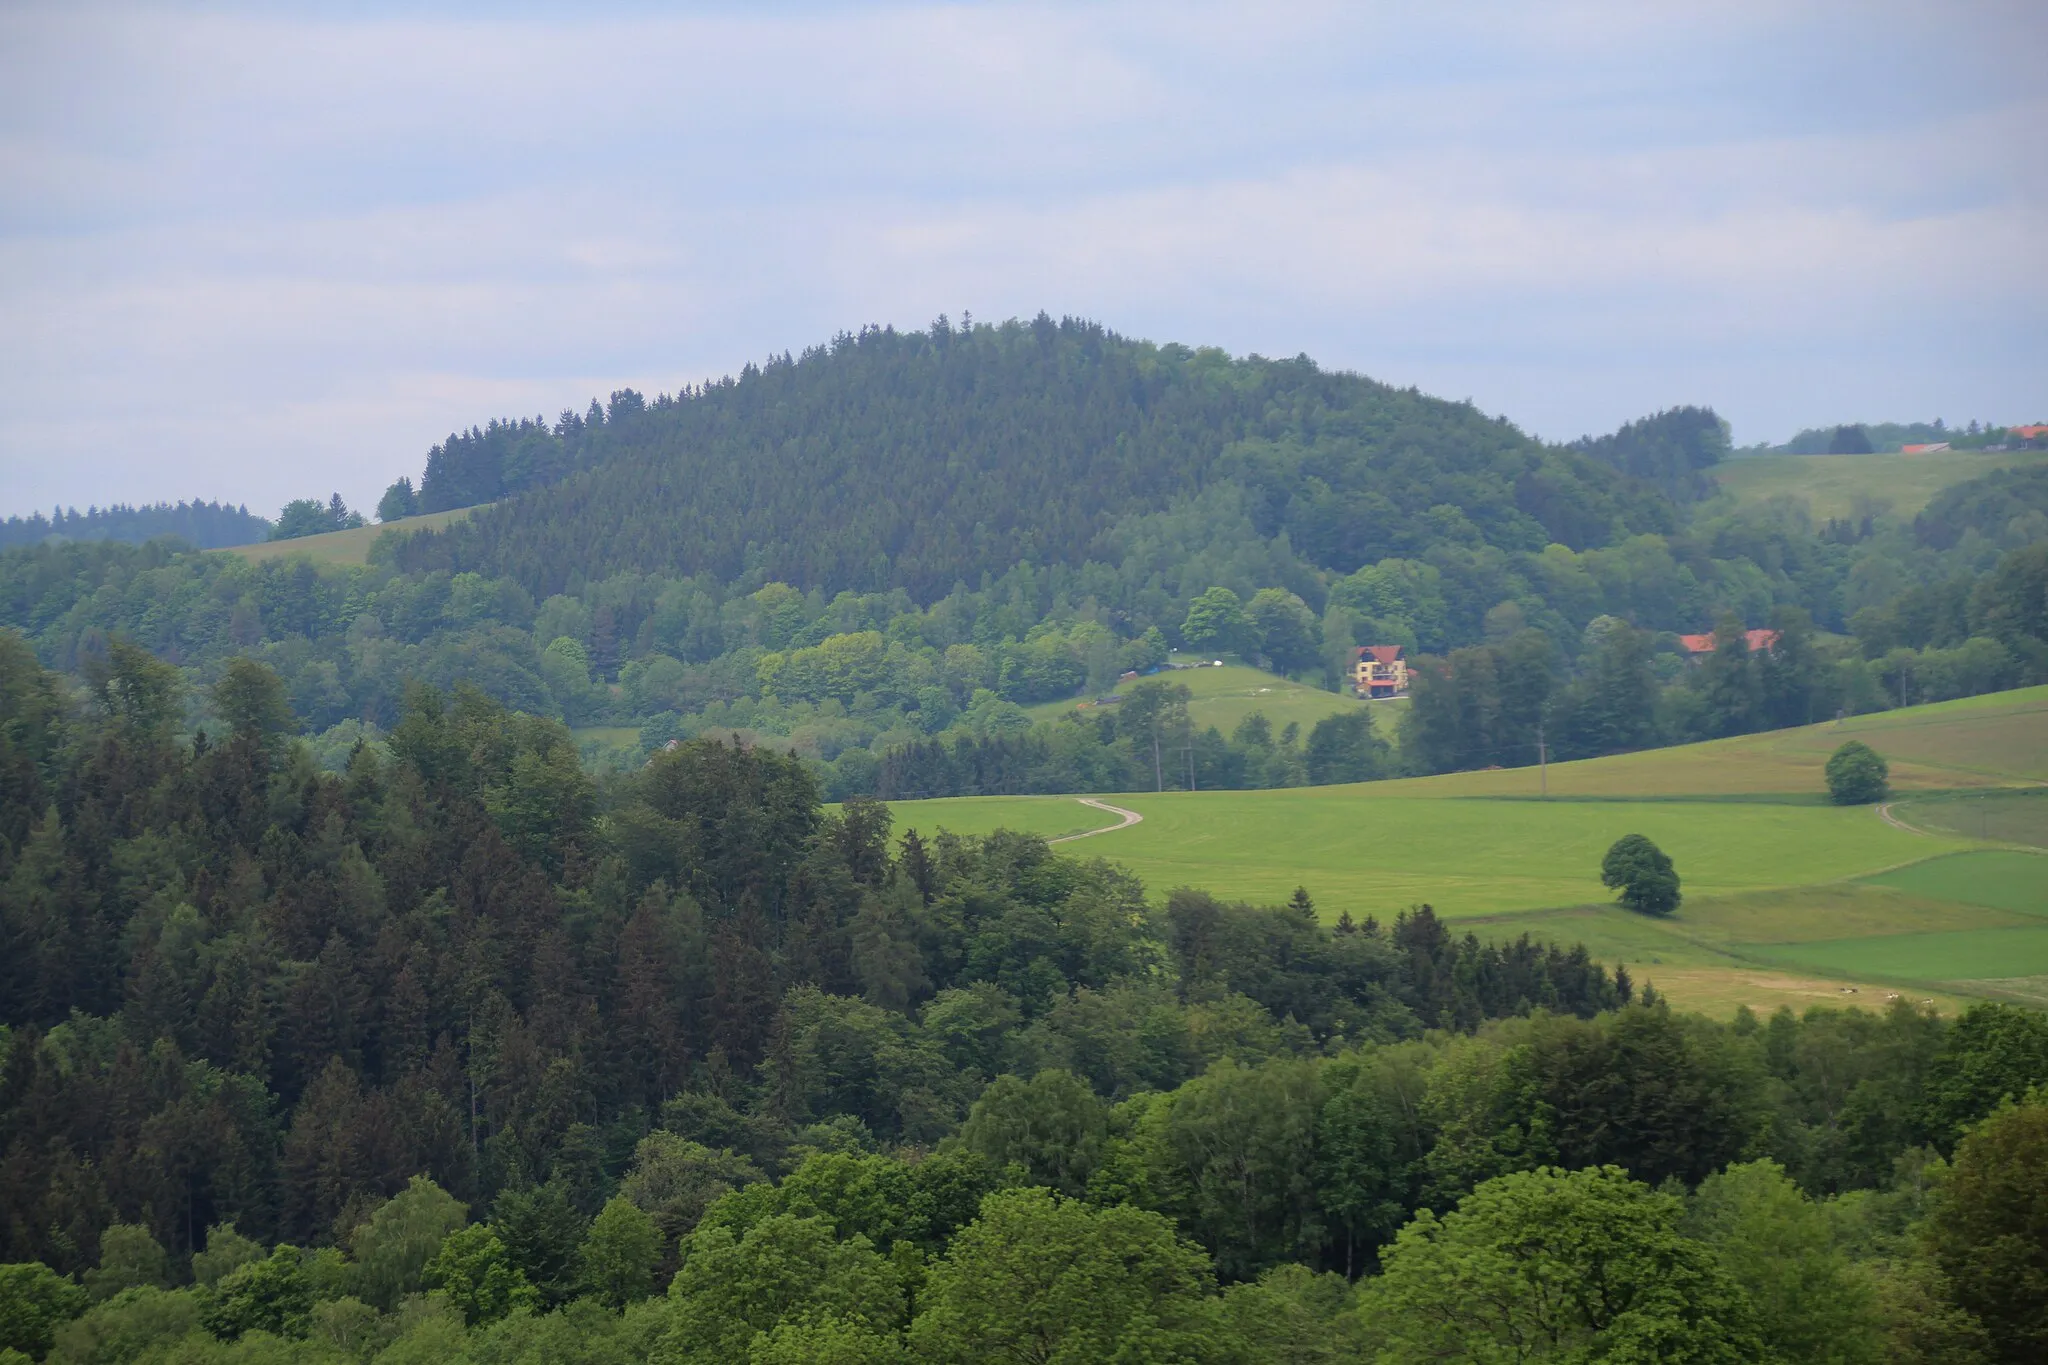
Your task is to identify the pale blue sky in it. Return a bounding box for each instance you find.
[2,0,2043,519]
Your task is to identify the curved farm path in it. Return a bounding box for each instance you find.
[1875,801,1927,835]
[1049,797,1145,844]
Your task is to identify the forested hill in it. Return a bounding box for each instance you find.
[390,316,1674,600]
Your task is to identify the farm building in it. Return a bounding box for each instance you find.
[1354,644,1409,698]
[1678,628,1780,659]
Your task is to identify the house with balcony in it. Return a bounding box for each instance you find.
[1354,644,1409,698]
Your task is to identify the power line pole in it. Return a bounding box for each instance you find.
[1152,724,1163,792]
[1537,721,1548,800]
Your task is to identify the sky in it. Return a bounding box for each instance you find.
[2,0,2044,520]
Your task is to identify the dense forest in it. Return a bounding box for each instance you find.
[2,633,2045,1363]
[0,502,270,553]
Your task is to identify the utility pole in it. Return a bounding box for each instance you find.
[1537,721,1548,800]
[1152,725,1163,792]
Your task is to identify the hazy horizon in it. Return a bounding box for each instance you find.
[3,0,2043,520]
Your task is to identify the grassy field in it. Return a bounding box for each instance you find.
[876,686,2048,1015]
[572,725,644,749]
[1861,851,2048,912]
[1890,788,2048,846]
[886,789,1948,915]
[1714,448,2048,519]
[1024,661,1380,740]
[224,506,479,567]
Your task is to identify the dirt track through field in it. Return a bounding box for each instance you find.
[1049,798,1144,843]
[1875,801,1928,835]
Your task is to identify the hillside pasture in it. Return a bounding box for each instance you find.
[1889,789,2048,847]
[1024,661,1374,741]
[875,685,2048,1014]
[224,505,480,567]
[1713,448,2048,519]
[881,789,1949,916]
[1858,850,2048,913]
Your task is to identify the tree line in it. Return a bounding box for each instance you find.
[0,501,270,552]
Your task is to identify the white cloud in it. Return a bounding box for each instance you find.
[1,0,2043,516]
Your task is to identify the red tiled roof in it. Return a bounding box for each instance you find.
[1356,644,1405,664]
[2012,425,2048,440]
[1680,629,1779,655]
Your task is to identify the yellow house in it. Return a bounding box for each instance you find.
[1354,645,1408,699]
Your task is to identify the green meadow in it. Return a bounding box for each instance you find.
[879,686,2048,1015]
[1713,447,2048,519]
[224,505,480,567]
[1024,660,1379,739]
[888,788,1942,916]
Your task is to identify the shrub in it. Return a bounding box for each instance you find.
[1825,741,1889,804]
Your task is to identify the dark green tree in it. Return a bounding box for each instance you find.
[1926,1098,2048,1364]
[1246,589,1321,675]
[1304,711,1384,785]
[1602,833,1681,915]
[1921,1003,2048,1146]
[491,1180,589,1309]
[269,495,363,541]
[377,477,420,523]
[1825,740,1890,805]
[210,656,295,751]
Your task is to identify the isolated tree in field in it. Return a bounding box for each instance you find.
[1602,833,1681,915]
[1825,740,1889,804]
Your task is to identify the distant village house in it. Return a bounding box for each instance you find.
[1354,644,1409,698]
[1678,629,1779,660]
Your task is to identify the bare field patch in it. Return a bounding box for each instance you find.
[1621,966,1970,1019]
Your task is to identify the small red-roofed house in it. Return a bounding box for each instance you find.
[1901,442,1950,454]
[1679,629,1779,660]
[1354,645,1409,698]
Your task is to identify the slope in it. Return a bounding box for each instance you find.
[385,316,1674,600]
[873,686,2048,1014]
[1024,660,1374,738]
[227,506,480,567]
[1712,448,2048,520]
